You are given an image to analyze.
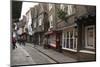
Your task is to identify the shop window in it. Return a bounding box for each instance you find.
[85,25,95,49]
[49,35,56,47]
[62,29,77,51]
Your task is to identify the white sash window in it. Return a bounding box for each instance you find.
[49,4,53,11]
[60,4,65,11]
[49,15,53,28]
[62,29,77,51]
[68,5,73,15]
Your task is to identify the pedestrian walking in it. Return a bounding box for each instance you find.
[21,33,26,46]
[12,37,17,49]
[43,37,48,49]
[22,36,26,46]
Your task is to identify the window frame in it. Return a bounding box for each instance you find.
[62,29,77,51]
[60,4,65,11]
[49,4,53,11]
[85,25,95,49]
[49,15,53,28]
[67,5,73,15]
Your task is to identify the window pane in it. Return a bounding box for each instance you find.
[67,32,69,37]
[70,39,73,49]
[60,4,65,10]
[66,39,69,48]
[49,4,52,11]
[87,28,94,47]
[85,25,95,49]
[68,5,73,15]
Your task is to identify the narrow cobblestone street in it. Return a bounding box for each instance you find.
[11,43,77,66]
[11,43,36,66]
[11,43,56,66]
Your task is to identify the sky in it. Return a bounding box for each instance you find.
[20,2,38,19]
[20,2,38,34]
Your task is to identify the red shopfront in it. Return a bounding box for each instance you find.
[45,31,62,50]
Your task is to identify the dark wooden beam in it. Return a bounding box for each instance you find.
[12,1,22,19]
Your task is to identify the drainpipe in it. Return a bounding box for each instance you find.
[75,17,83,61]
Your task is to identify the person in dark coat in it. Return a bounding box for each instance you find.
[12,37,17,49]
[21,33,26,46]
[22,35,26,46]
